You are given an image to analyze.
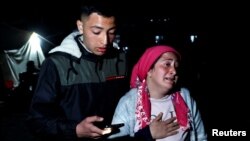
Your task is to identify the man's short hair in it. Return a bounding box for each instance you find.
[79,0,117,19]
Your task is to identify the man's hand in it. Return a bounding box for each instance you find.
[76,116,105,139]
[149,112,180,139]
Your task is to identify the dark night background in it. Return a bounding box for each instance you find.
[0,0,249,140]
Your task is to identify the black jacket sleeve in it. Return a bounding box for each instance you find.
[134,125,154,141]
[26,58,78,141]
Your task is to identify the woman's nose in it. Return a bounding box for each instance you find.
[169,67,177,75]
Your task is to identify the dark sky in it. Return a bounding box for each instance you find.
[0,1,248,48]
[1,1,78,39]
[0,0,248,50]
[0,1,216,43]
[0,1,249,137]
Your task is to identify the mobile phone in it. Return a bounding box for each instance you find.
[102,123,124,135]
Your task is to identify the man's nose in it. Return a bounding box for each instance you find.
[100,34,108,46]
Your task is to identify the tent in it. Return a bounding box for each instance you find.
[0,24,54,88]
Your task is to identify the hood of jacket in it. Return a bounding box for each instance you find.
[49,31,83,58]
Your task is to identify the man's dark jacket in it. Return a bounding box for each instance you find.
[27,31,128,141]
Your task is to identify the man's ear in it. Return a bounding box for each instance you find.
[76,20,83,34]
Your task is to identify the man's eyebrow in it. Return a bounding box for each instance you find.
[90,26,103,29]
[90,26,116,31]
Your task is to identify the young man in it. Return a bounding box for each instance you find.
[27,1,128,141]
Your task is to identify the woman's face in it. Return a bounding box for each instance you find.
[147,52,179,92]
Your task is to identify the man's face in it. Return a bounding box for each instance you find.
[77,13,116,56]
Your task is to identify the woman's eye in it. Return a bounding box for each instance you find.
[165,63,171,67]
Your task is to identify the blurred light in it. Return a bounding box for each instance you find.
[114,34,120,44]
[113,34,121,50]
[29,32,41,50]
[190,34,198,43]
[113,42,120,50]
[155,35,164,44]
[123,46,129,53]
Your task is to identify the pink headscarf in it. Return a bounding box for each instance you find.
[130,45,189,130]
